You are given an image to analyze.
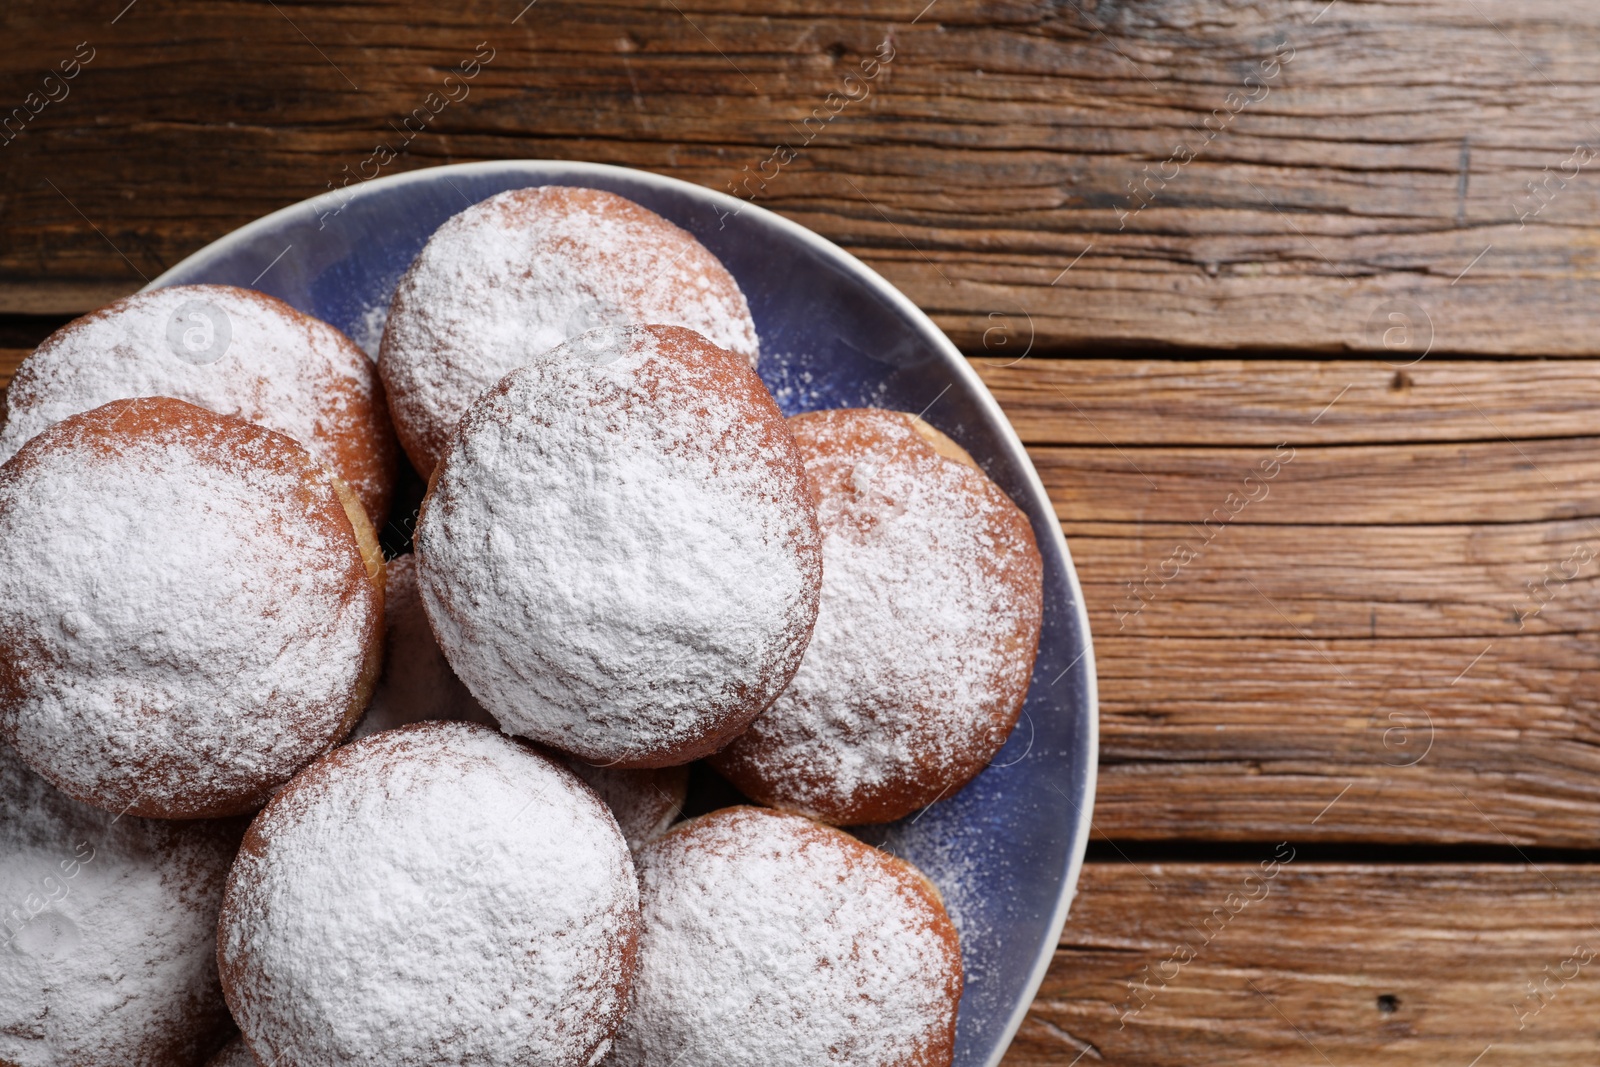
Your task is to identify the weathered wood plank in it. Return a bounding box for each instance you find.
[1068,520,1594,639]
[966,357,1600,845]
[972,358,1600,446]
[1092,633,1600,846]
[8,1,1600,351]
[0,283,137,317]
[1019,359,1600,845]
[1035,439,1600,526]
[1008,862,1600,1066]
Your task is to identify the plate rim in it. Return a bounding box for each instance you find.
[148,158,1100,1067]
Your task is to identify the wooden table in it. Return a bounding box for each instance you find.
[6,1,1600,1062]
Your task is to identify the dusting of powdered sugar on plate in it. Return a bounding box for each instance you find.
[350,299,390,359]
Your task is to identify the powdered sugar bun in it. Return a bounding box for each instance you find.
[416,324,821,768]
[566,761,688,854]
[379,185,761,474]
[0,741,239,1067]
[0,284,399,522]
[204,1037,259,1067]
[607,806,963,1067]
[348,553,497,742]
[217,722,639,1067]
[0,397,386,820]
[711,408,1044,825]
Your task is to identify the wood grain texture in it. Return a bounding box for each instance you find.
[1035,439,1600,526]
[972,358,1600,446]
[986,357,1600,846]
[1007,862,1600,1066]
[6,1,1600,352]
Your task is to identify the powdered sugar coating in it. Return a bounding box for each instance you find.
[606,806,962,1067]
[348,553,497,742]
[218,722,639,1067]
[0,398,384,819]
[379,185,760,473]
[0,741,239,1067]
[0,284,398,521]
[416,324,820,767]
[711,408,1043,825]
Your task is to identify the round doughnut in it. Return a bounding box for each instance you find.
[565,761,688,854]
[204,1037,259,1067]
[379,185,760,474]
[348,553,497,742]
[0,284,398,522]
[416,324,820,768]
[0,397,386,820]
[710,408,1044,825]
[608,806,963,1067]
[217,721,639,1067]
[0,741,239,1067]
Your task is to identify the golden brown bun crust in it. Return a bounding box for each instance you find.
[711,408,1043,825]
[0,397,385,820]
[326,474,388,754]
[231,289,402,525]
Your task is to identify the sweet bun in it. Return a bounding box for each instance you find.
[0,284,398,522]
[416,324,820,768]
[217,722,639,1067]
[566,761,688,854]
[0,397,385,819]
[379,185,760,474]
[0,741,239,1067]
[608,806,963,1067]
[711,408,1043,825]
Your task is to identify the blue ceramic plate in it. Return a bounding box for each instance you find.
[149,160,1098,1067]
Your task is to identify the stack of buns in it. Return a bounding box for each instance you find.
[0,185,1042,1067]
